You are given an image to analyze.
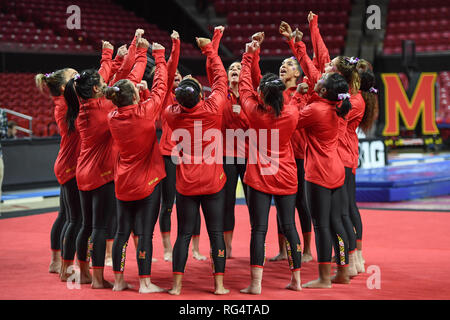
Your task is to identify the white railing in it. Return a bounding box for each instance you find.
[2,108,33,138]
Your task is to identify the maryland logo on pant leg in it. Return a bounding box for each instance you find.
[139,250,146,260]
[337,234,346,265]
[120,241,128,272]
[87,236,92,262]
[285,239,294,269]
[218,249,225,258]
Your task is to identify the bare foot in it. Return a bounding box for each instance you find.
[60,270,74,282]
[104,257,113,267]
[192,251,207,261]
[168,286,181,295]
[302,278,332,288]
[164,252,172,262]
[140,283,166,294]
[91,279,114,289]
[286,281,302,291]
[113,281,133,291]
[240,284,261,295]
[269,253,287,261]
[331,274,350,284]
[214,287,230,295]
[302,252,313,263]
[79,272,92,284]
[49,261,61,274]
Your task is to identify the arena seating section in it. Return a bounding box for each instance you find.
[212,0,350,57]
[383,0,450,54]
[0,0,200,55]
[1,0,449,137]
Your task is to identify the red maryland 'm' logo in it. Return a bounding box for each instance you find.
[381,73,439,136]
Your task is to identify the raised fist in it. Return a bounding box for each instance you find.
[152,42,164,51]
[102,40,113,50]
[137,37,150,49]
[196,37,211,48]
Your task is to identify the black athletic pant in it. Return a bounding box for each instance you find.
[305,181,349,266]
[172,188,226,275]
[276,159,312,239]
[347,168,363,241]
[160,155,201,236]
[248,186,302,270]
[341,167,357,252]
[223,156,248,232]
[113,184,161,276]
[51,185,66,252]
[61,178,82,261]
[76,181,116,267]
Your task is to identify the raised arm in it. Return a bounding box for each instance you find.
[250,32,264,89]
[206,26,224,86]
[309,12,330,74]
[127,37,150,84]
[139,43,168,120]
[166,31,181,91]
[198,37,227,113]
[114,29,143,82]
[98,40,114,82]
[238,41,260,116]
[107,45,127,84]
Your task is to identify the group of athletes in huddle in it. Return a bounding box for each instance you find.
[36,11,377,295]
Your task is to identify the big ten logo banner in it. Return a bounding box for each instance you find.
[381,73,439,136]
[358,139,386,169]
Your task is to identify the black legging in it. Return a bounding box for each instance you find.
[172,188,226,275]
[305,181,349,266]
[112,184,161,276]
[50,185,66,252]
[347,168,363,242]
[160,155,201,236]
[342,167,357,253]
[223,156,248,232]
[76,181,116,267]
[61,178,82,261]
[248,186,302,270]
[276,159,312,237]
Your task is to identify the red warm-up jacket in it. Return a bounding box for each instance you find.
[108,49,168,201]
[53,95,80,185]
[337,92,365,172]
[239,51,299,196]
[164,42,228,196]
[297,95,345,189]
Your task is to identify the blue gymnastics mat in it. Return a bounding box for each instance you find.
[2,188,60,201]
[356,160,450,202]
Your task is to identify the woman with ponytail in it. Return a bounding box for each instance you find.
[64,37,150,289]
[238,40,303,294]
[36,68,81,278]
[297,72,353,288]
[164,36,229,296]
[107,42,168,294]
